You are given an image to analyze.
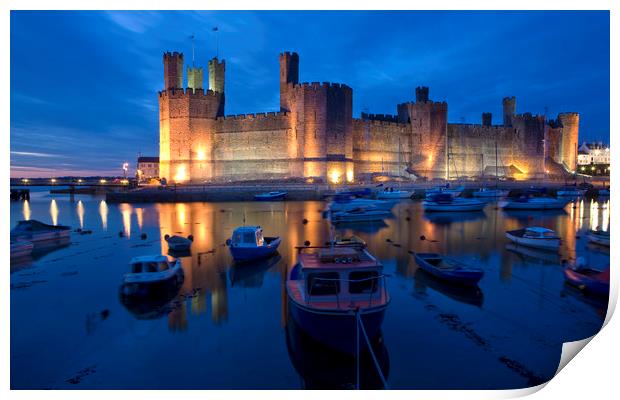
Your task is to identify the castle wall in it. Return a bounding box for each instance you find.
[352,119,410,179]
[558,113,579,171]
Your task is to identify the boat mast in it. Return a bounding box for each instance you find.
[495,140,499,189]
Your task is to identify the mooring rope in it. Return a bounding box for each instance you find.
[356,310,389,390]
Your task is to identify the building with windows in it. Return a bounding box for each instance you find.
[577,142,610,165]
[137,156,160,181]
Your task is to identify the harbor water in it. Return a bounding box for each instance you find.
[10,187,609,389]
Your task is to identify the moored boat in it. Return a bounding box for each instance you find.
[253,191,287,201]
[564,263,609,297]
[10,239,34,259]
[376,188,412,199]
[499,196,570,210]
[556,186,582,197]
[587,229,610,247]
[328,197,396,212]
[425,184,464,199]
[120,254,184,297]
[330,207,391,223]
[412,252,484,285]
[325,235,366,248]
[164,234,193,251]
[423,194,486,212]
[505,227,560,250]
[472,188,508,198]
[286,246,390,354]
[11,219,71,243]
[226,225,281,262]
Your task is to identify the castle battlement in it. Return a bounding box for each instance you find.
[158,88,219,98]
[354,118,407,128]
[217,111,289,121]
[360,113,400,123]
[288,81,352,92]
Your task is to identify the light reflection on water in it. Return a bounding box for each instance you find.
[10,195,609,390]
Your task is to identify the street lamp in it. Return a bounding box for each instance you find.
[122,162,129,179]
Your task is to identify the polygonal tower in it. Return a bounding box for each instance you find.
[279,52,299,112]
[187,67,204,91]
[503,96,516,127]
[208,57,225,116]
[163,52,184,90]
[558,112,580,171]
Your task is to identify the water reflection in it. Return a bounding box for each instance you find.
[229,254,281,287]
[99,200,108,230]
[424,211,486,225]
[120,203,132,238]
[22,200,31,221]
[76,200,84,229]
[49,199,58,226]
[413,268,484,308]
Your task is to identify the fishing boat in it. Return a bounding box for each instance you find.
[472,188,509,198]
[498,196,570,210]
[10,239,34,259]
[423,194,486,212]
[164,234,193,251]
[412,252,484,285]
[556,186,582,197]
[120,255,184,297]
[325,235,366,248]
[376,188,412,199]
[328,197,396,212]
[287,246,390,354]
[330,208,392,223]
[226,225,281,262]
[505,227,560,250]
[11,219,71,243]
[564,263,609,297]
[587,229,610,247]
[335,187,373,198]
[253,191,287,201]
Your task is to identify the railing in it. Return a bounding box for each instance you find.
[306,274,388,310]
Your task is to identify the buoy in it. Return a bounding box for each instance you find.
[188,235,194,241]
[420,235,426,241]
[164,234,170,240]
[386,238,392,243]
[141,233,147,240]
[304,240,311,247]
[302,218,308,225]
[405,216,411,221]
[118,231,124,237]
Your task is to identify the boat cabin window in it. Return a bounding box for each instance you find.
[145,262,158,273]
[349,270,379,294]
[132,263,142,273]
[158,262,169,272]
[307,272,340,295]
[243,232,255,244]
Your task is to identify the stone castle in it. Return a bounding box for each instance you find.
[159,51,579,183]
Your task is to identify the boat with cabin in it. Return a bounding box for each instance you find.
[425,184,465,199]
[505,227,561,250]
[164,234,193,251]
[412,252,484,285]
[328,196,396,213]
[11,219,71,243]
[286,245,390,354]
[330,207,392,223]
[376,187,412,199]
[226,225,281,262]
[423,193,486,212]
[254,191,287,201]
[120,255,184,296]
[472,188,509,198]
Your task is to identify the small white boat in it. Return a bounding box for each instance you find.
[330,207,392,223]
[376,188,412,199]
[505,227,561,250]
[227,226,281,262]
[587,229,610,247]
[122,255,184,288]
[254,191,287,201]
[472,188,508,198]
[11,219,71,243]
[499,196,570,210]
[164,234,193,251]
[423,194,486,212]
[11,239,34,259]
[328,197,396,212]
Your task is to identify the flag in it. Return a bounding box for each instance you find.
[189,34,195,40]
[212,26,218,31]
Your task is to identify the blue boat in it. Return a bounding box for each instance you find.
[226,226,281,262]
[253,191,287,201]
[287,246,390,355]
[412,252,484,286]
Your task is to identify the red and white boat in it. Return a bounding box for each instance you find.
[286,246,390,354]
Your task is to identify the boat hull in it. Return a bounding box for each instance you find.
[228,238,281,262]
[588,232,610,247]
[472,190,508,198]
[287,297,388,355]
[254,192,287,201]
[413,253,484,285]
[376,191,412,199]
[505,232,560,250]
[564,268,609,297]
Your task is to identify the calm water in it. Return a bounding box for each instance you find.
[10,187,610,389]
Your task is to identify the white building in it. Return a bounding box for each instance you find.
[577,142,610,165]
[137,156,159,182]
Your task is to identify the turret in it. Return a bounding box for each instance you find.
[163,52,184,90]
[557,112,580,171]
[482,112,492,127]
[415,86,429,103]
[279,51,299,112]
[187,67,204,91]
[502,96,516,127]
[208,57,225,116]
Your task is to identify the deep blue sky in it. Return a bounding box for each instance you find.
[10,10,609,177]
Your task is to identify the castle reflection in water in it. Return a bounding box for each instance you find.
[20,196,610,331]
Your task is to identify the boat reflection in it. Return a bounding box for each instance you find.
[119,280,183,320]
[505,243,560,264]
[10,236,72,274]
[285,314,390,389]
[413,268,484,308]
[229,254,282,287]
[560,285,608,320]
[332,220,389,233]
[423,211,486,225]
[503,209,567,223]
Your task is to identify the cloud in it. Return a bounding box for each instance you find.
[10,151,64,158]
[105,11,161,34]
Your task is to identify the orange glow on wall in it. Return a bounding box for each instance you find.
[346,169,354,183]
[329,169,342,184]
[174,164,189,182]
[196,147,206,161]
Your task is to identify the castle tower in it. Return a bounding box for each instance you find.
[208,57,225,116]
[503,96,516,127]
[558,112,579,171]
[415,86,429,103]
[279,52,299,112]
[482,112,492,127]
[163,52,184,90]
[187,67,204,91]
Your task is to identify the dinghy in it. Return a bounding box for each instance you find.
[412,252,484,285]
[505,227,560,250]
[254,191,287,201]
[227,226,281,262]
[11,219,71,243]
[423,193,486,212]
[587,229,610,247]
[164,234,193,251]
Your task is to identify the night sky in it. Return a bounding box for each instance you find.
[10,10,610,177]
